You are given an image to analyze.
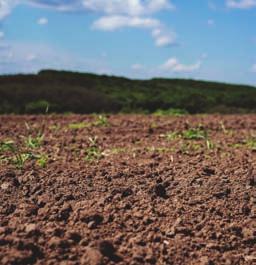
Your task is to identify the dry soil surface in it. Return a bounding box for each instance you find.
[0,115,255,265]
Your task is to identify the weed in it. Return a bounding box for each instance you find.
[181,142,201,154]
[206,139,215,150]
[182,128,207,140]
[246,138,256,151]
[94,115,109,127]
[165,132,179,141]
[0,138,48,169]
[36,154,48,168]
[25,134,44,149]
[85,147,102,162]
[68,122,90,130]
[85,136,102,162]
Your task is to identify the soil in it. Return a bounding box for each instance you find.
[0,114,255,265]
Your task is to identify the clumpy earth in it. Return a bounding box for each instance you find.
[0,114,255,265]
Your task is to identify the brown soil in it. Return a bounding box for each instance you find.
[0,114,255,265]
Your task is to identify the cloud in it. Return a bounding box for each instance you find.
[1,0,174,17]
[37,17,48,25]
[131,63,143,70]
[0,0,176,47]
[93,15,160,31]
[152,28,176,47]
[226,0,256,9]
[161,57,202,73]
[0,31,4,38]
[0,0,19,20]
[93,15,176,47]
[251,64,256,72]
[82,0,173,16]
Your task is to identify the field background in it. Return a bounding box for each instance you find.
[1,70,256,115]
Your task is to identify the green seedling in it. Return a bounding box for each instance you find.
[182,128,207,140]
[36,154,48,168]
[94,115,109,127]
[246,138,256,151]
[68,122,90,130]
[25,134,44,149]
[12,152,32,168]
[0,140,16,153]
[206,139,215,150]
[85,147,102,162]
[165,132,179,141]
[181,142,201,154]
[85,136,103,162]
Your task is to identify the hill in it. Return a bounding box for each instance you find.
[0,69,255,114]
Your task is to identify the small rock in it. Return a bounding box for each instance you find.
[81,212,104,228]
[81,247,103,265]
[1,182,10,190]
[25,223,38,235]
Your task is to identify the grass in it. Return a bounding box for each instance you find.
[68,122,90,130]
[246,137,256,151]
[182,128,207,140]
[68,115,109,130]
[85,136,103,162]
[94,115,109,127]
[0,137,48,169]
[25,134,44,149]
[164,132,180,141]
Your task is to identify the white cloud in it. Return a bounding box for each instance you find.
[93,15,160,31]
[37,17,48,25]
[131,63,143,70]
[152,28,176,47]
[0,0,18,20]
[83,0,173,16]
[0,0,174,18]
[161,57,202,73]
[93,15,176,47]
[0,31,4,38]
[226,0,256,9]
[0,0,176,48]
[251,64,256,72]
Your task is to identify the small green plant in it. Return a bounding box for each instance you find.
[0,139,48,169]
[206,139,215,150]
[85,147,102,162]
[246,138,256,151]
[165,131,179,141]
[12,152,32,168]
[85,136,103,162]
[182,128,207,140]
[68,122,90,130]
[25,134,44,149]
[181,142,201,154]
[94,115,109,127]
[36,154,48,168]
[0,140,16,153]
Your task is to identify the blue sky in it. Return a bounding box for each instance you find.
[0,0,255,85]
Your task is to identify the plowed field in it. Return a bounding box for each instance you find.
[0,115,255,265]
